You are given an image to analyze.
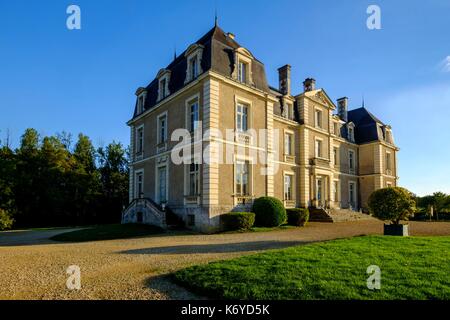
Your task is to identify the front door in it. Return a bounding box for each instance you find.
[316,177,323,207]
[158,166,167,204]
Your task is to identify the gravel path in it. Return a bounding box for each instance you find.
[0,220,449,300]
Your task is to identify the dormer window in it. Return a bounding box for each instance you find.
[238,61,247,83]
[184,44,204,83]
[190,57,198,79]
[135,87,147,114]
[284,103,294,120]
[347,123,355,142]
[160,78,166,98]
[234,47,253,85]
[156,69,171,102]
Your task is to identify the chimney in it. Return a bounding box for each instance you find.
[278,65,291,95]
[227,32,235,40]
[337,97,348,122]
[303,78,316,92]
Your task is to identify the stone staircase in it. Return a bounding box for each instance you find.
[309,208,376,223]
[122,198,167,228]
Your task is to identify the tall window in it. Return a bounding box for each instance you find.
[138,95,145,114]
[348,127,354,142]
[315,139,322,158]
[349,182,355,206]
[189,101,199,132]
[386,152,392,171]
[189,163,200,196]
[236,104,248,132]
[235,161,249,196]
[333,180,339,202]
[158,166,167,203]
[238,61,247,83]
[190,57,198,80]
[135,172,143,198]
[285,103,294,120]
[158,114,167,143]
[284,133,293,155]
[315,109,322,128]
[136,127,144,154]
[284,175,293,201]
[159,78,166,99]
[349,150,355,170]
[333,147,338,165]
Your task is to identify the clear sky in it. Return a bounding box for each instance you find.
[0,0,449,196]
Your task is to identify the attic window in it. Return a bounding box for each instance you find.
[184,44,204,84]
[348,126,355,142]
[156,69,171,102]
[238,61,247,83]
[137,94,145,114]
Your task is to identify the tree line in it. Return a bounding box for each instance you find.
[0,128,129,230]
[414,192,450,220]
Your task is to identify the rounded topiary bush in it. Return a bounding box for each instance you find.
[368,187,415,225]
[252,197,287,227]
[221,212,255,231]
[287,208,309,227]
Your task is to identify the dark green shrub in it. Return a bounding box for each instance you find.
[368,187,415,225]
[252,197,286,227]
[221,212,255,231]
[287,208,309,226]
[0,209,14,231]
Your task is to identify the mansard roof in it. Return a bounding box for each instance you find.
[133,25,270,117]
[348,107,387,144]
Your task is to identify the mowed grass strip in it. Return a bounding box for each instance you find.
[50,224,164,242]
[174,236,450,300]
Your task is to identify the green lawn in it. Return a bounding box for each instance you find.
[174,236,450,300]
[50,224,164,242]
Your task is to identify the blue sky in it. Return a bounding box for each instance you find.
[0,0,449,195]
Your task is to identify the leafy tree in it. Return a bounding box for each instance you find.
[368,187,416,225]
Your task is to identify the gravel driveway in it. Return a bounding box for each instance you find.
[0,220,449,300]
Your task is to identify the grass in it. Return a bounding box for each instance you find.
[174,236,450,300]
[50,224,164,242]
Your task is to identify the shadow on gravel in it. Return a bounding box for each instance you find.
[144,274,206,300]
[119,240,305,255]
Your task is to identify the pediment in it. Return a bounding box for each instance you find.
[309,89,336,110]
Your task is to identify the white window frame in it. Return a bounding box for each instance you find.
[348,123,355,142]
[137,93,146,114]
[283,172,294,202]
[187,162,200,197]
[157,71,171,101]
[284,131,294,156]
[185,93,200,133]
[157,111,168,145]
[234,50,252,85]
[333,146,339,166]
[134,169,144,199]
[348,149,355,171]
[315,138,323,158]
[386,151,392,174]
[235,96,252,132]
[184,44,204,83]
[155,163,169,204]
[315,108,323,129]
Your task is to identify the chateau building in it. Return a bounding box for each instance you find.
[122,25,399,232]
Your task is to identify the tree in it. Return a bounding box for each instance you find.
[368,187,416,225]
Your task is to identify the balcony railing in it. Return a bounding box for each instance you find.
[310,157,330,168]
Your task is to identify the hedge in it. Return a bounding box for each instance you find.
[287,208,309,226]
[221,212,255,231]
[252,197,287,227]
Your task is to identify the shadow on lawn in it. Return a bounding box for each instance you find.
[119,240,306,255]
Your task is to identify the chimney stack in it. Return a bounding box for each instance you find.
[227,32,235,40]
[303,78,316,92]
[278,65,291,95]
[337,97,348,122]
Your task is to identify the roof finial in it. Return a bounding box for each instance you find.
[214,1,218,27]
[362,95,365,108]
[173,45,177,61]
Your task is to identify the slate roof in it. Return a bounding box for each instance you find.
[348,107,386,144]
[133,25,270,117]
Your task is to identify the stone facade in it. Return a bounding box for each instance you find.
[124,25,399,232]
